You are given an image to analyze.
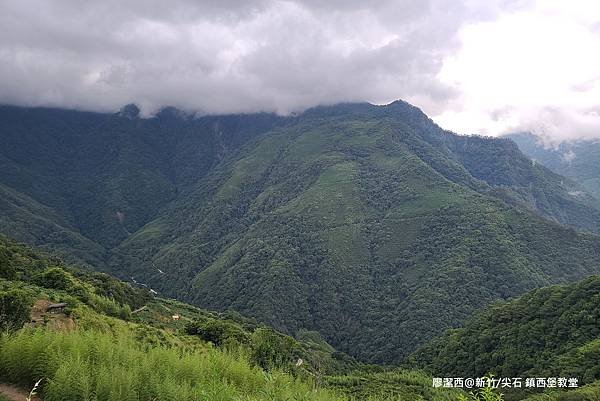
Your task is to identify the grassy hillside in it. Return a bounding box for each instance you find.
[3,102,600,366]
[523,380,600,401]
[0,235,355,376]
[1,329,345,401]
[0,236,464,401]
[412,275,600,400]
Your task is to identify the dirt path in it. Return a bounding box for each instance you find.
[0,382,41,401]
[131,305,148,314]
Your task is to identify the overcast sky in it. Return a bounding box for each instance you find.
[1,0,599,141]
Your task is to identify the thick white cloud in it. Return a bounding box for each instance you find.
[434,0,600,140]
[2,0,598,142]
[0,0,525,116]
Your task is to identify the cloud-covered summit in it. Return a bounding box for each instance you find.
[1,0,599,140]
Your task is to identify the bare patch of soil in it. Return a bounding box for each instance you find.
[0,382,41,401]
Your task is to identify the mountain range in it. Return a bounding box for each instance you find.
[2,101,600,364]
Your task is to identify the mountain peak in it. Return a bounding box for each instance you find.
[154,106,190,120]
[118,104,140,119]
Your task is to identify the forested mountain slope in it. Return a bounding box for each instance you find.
[0,104,285,254]
[412,275,600,400]
[3,101,600,364]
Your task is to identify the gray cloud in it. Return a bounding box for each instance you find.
[0,0,526,116]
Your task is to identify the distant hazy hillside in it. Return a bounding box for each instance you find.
[3,101,600,364]
[507,132,600,201]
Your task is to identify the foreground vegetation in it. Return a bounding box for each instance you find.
[412,276,600,400]
[0,236,462,400]
[2,212,600,401]
[522,380,600,401]
[0,328,341,401]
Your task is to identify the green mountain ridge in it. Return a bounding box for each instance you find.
[2,101,600,364]
[412,274,600,400]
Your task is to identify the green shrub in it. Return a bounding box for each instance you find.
[250,327,301,371]
[81,271,151,309]
[0,289,32,331]
[458,387,504,401]
[33,267,74,291]
[0,247,16,280]
[87,294,132,320]
[68,284,91,303]
[185,319,250,347]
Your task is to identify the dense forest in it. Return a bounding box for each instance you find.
[412,275,600,400]
[2,102,600,365]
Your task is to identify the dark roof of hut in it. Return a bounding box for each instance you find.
[47,303,67,309]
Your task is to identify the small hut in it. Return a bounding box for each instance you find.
[46,303,67,314]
